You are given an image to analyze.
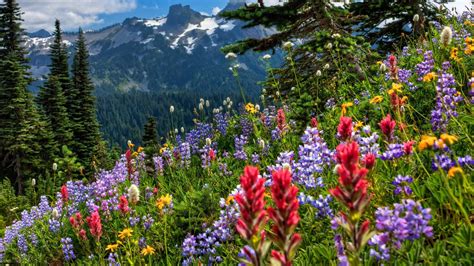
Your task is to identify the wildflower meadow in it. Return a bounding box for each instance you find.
[1,4,473,266]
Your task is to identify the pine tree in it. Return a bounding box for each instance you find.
[37,75,73,147]
[71,28,101,169]
[0,0,53,192]
[142,117,158,148]
[50,20,71,96]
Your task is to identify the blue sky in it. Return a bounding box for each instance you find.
[19,0,231,32]
[18,0,471,33]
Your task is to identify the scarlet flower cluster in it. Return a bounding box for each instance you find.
[337,116,353,141]
[61,185,68,203]
[389,54,398,80]
[268,169,302,266]
[235,166,268,265]
[118,196,130,214]
[125,149,133,179]
[86,211,102,240]
[379,114,396,141]
[69,212,83,229]
[277,108,286,131]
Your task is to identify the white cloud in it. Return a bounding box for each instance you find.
[211,7,221,16]
[18,0,137,32]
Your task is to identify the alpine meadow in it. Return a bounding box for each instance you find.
[0,0,473,265]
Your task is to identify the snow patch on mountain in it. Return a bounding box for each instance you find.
[144,18,167,27]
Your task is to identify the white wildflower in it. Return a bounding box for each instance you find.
[283,41,294,49]
[128,184,140,204]
[413,14,419,22]
[316,70,322,76]
[52,163,58,171]
[263,54,272,60]
[440,26,452,46]
[225,52,237,60]
[170,105,175,113]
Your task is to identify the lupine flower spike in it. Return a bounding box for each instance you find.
[268,169,302,266]
[235,166,270,266]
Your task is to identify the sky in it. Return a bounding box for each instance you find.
[18,0,471,33]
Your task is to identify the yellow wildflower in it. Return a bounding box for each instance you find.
[450,47,461,62]
[106,243,119,252]
[465,37,474,55]
[132,152,138,157]
[390,83,403,93]
[440,134,458,145]
[370,96,383,104]
[418,135,437,151]
[448,167,464,178]
[354,121,363,131]
[245,103,257,114]
[341,102,353,116]
[118,228,133,240]
[128,140,135,149]
[156,194,173,210]
[137,146,144,153]
[225,195,234,205]
[422,72,437,82]
[141,245,156,256]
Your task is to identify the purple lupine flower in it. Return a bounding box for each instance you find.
[48,218,61,233]
[234,135,248,160]
[325,98,336,109]
[218,163,233,177]
[240,117,253,138]
[392,175,413,196]
[401,46,410,57]
[214,112,230,136]
[153,156,164,176]
[432,154,455,171]
[431,73,463,132]
[334,234,349,266]
[271,127,282,141]
[107,252,120,266]
[185,123,214,154]
[458,155,474,167]
[17,234,28,255]
[299,192,333,219]
[129,216,140,227]
[179,142,192,168]
[369,199,433,261]
[398,68,412,84]
[380,144,405,160]
[251,153,260,164]
[61,237,75,261]
[354,126,380,156]
[293,127,333,189]
[143,215,154,230]
[138,237,147,249]
[415,50,434,80]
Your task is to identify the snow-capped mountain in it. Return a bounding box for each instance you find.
[25,1,277,96]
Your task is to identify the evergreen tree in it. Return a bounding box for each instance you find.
[71,28,101,169]
[50,20,71,97]
[0,0,53,192]
[37,75,73,148]
[142,116,158,148]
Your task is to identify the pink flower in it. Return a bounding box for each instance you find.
[86,210,102,240]
[61,185,68,202]
[337,116,353,141]
[379,114,396,141]
[363,153,376,170]
[118,196,130,214]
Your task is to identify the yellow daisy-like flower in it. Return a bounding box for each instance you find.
[156,194,173,210]
[440,134,458,146]
[225,195,234,205]
[450,47,461,62]
[118,228,133,240]
[137,146,144,153]
[354,121,363,131]
[370,96,383,104]
[341,102,353,116]
[465,37,474,55]
[141,245,156,256]
[245,103,257,114]
[106,243,120,252]
[448,167,464,178]
[418,135,437,151]
[390,83,403,93]
[422,72,437,82]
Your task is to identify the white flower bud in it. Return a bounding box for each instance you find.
[31,178,36,187]
[206,138,212,146]
[263,54,271,60]
[52,163,58,171]
[333,164,341,174]
[440,26,452,46]
[283,41,294,50]
[199,102,204,111]
[413,14,419,22]
[181,127,185,133]
[332,33,341,38]
[128,184,140,204]
[205,100,210,108]
[379,63,388,72]
[276,91,280,97]
[324,63,330,70]
[316,70,322,76]
[262,89,267,94]
[225,52,237,60]
[52,208,59,219]
[174,128,178,134]
[326,43,333,49]
[255,104,260,111]
[170,105,175,113]
[259,139,265,150]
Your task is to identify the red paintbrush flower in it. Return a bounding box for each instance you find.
[118,195,130,214]
[363,153,376,170]
[337,116,353,141]
[209,149,216,161]
[330,141,374,264]
[79,229,87,240]
[403,140,414,155]
[125,149,133,179]
[235,166,269,265]
[277,108,286,131]
[86,210,102,240]
[61,185,68,203]
[268,169,302,265]
[379,114,396,141]
[389,54,398,80]
[310,117,318,128]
